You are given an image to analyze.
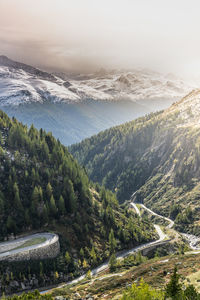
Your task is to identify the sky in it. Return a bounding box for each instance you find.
[1,0,200,76]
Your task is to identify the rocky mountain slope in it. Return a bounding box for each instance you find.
[70,89,200,235]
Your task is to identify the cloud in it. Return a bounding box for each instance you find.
[1,0,200,76]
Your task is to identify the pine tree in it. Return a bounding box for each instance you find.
[31,186,40,203]
[13,182,23,212]
[65,251,71,265]
[165,267,182,299]
[54,271,59,281]
[109,229,117,254]
[184,285,199,299]
[42,204,49,224]
[109,253,117,272]
[58,195,65,214]
[90,246,97,264]
[80,248,84,259]
[46,182,53,199]
[82,259,88,269]
[49,195,57,216]
[86,270,92,280]
[66,180,77,213]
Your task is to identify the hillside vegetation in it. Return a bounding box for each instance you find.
[50,252,200,299]
[0,110,157,295]
[70,90,200,235]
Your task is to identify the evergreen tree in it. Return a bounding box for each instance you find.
[31,186,40,203]
[42,204,49,224]
[13,182,23,212]
[49,195,57,216]
[109,253,117,272]
[90,246,97,265]
[58,195,65,214]
[66,180,77,213]
[165,267,182,299]
[109,229,117,254]
[80,248,84,259]
[46,182,53,199]
[65,251,71,265]
[184,285,199,300]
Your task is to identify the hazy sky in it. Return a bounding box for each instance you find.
[1,0,200,76]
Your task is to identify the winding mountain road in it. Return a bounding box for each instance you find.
[130,203,141,217]
[40,199,200,295]
[139,204,174,229]
[41,203,169,294]
[131,201,200,251]
[0,233,59,261]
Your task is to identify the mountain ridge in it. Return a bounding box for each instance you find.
[70,89,200,235]
[0,55,56,82]
[0,55,197,106]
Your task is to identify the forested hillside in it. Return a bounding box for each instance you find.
[70,111,162,201]
[70,90,200,235]
[0,110,158,296]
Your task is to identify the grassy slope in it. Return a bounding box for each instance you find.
[50,252,200,299]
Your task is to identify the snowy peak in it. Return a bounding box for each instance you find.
[78,70,197,101]
[0,55,56,82]
[116,75,131,87]
[0,55,198,106]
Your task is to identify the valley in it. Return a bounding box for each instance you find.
[2,1,200,299]
[0,55,194,145]
[70,89,200,237]
[1,82,200,299]
[1,91,200,298]
[1,88,200,298]
[2,98,170,146]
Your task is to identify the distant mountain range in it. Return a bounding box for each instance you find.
[0,55,196,105]
[0,55,197,144]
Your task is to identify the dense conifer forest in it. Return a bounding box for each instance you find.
[0,110,157,295]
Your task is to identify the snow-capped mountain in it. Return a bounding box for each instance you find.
[0,55,197,106]
[0,55,198,145]
[66,69,197,101]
